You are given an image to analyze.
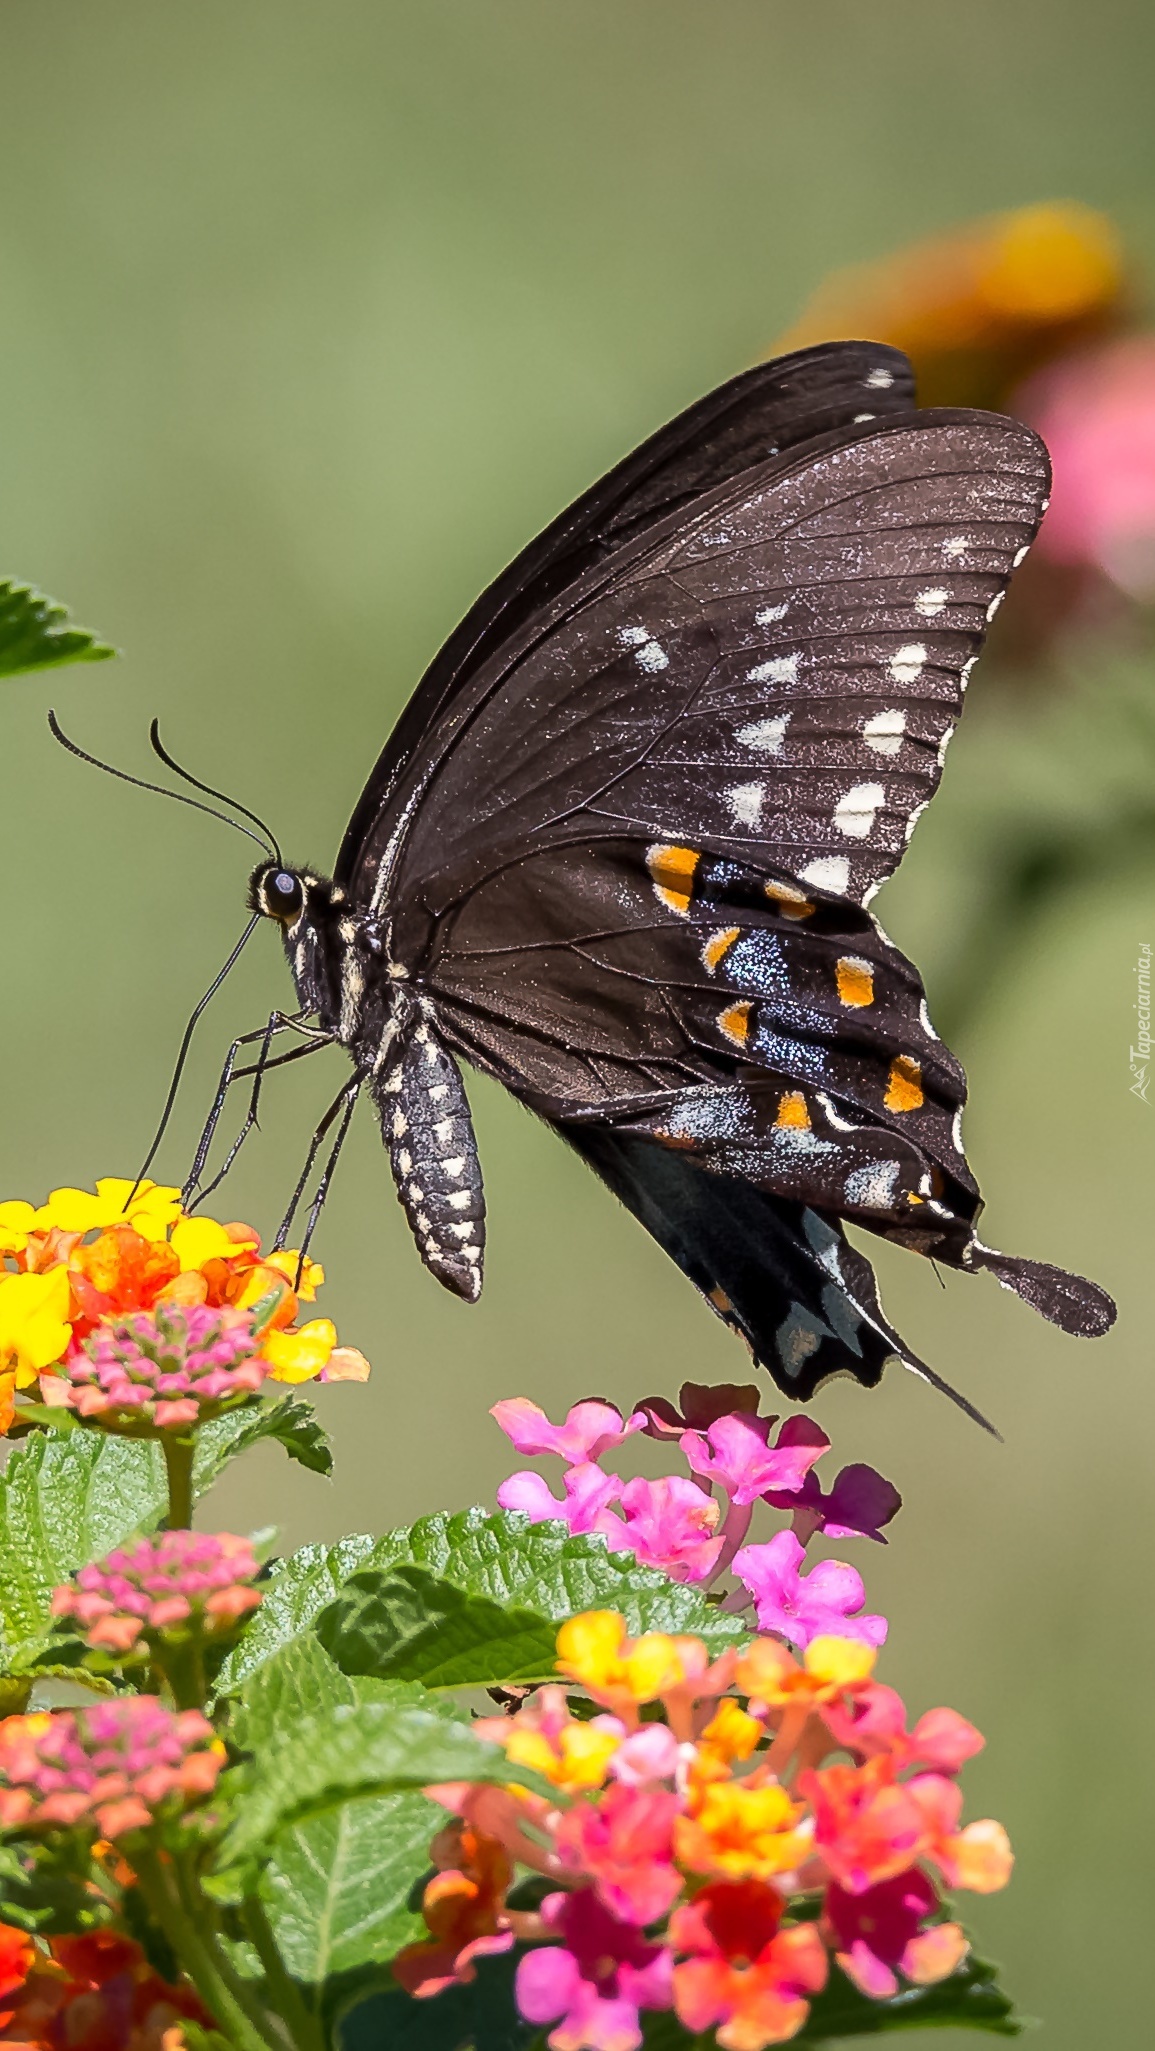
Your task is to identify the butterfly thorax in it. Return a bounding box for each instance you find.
[248,859,486,1300]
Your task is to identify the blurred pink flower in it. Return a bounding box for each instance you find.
[733,1531,887,1651]
[824,1870,967,1999]
[681,1412,828,1507]
[516,1889,673,2051]
[491,1397,645,1464]
[1021,335,1155,596]
[618,1475,723,1583]
[497,1462,627,1546]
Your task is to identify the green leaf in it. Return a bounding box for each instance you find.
[625,1952,1025,2044]
[262,1791,438,1982]
[338,1947,537,2051]
[0,578,115,678]
[315,1562,564,1689]
[196,1396,332,1479]
[0,1410,309,1660]
[219,1693,532,1863]
[216,1508,747,1696]
[796,1954,1025,2039]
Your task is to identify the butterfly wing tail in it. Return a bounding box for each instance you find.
[968,1245,1117,1337]
[561,1124,995,1430]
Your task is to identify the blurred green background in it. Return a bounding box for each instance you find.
[0,4,1151,2043]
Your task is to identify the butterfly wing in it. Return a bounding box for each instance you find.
[350,400,1114,1395]
[335,341,916,882]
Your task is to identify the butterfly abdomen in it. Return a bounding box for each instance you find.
[373,1017,486,1301]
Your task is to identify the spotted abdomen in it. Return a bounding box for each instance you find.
[372,1019,485,1301]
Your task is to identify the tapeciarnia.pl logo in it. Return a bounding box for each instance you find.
[1131,942,1152,1104]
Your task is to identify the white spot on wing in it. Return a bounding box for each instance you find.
[726,782,765,828]
[748,654,799,685]
[889,642,927,684]
[442,1157,465,1178]
[915,587,949,618]
[943,536,967,559]
[845,1161,901,1209]
[776,1306,825,1374]
[865,367,894,389]
[799,855,850,894]
[936,725,954,767]
[635,640,668,672]
[447,1191,472,1210]
[433,1118,455,1144]
[952,1107,965,1152]
[755,603,788,625]
[834,782,885,839]
[853,412,875,422]
[862,708,906,757]
[735,714,790,754]
[618,625,649,645]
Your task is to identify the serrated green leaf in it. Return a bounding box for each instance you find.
[219,1696,530,1863]
[0,578,115,678]
[315,1562,562,1689]
[196,1396,332,1479]
[262,1790,438,1982]
[230,1628,447,1752]
[217,1509,747,1696]
[0,1410,309,1659]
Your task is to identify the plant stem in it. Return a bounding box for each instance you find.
[163,1433,196,1530]
[133,1848,284,2051]
[243,1898,323,2051]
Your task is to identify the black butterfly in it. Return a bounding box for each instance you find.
[191,340,1116,1426]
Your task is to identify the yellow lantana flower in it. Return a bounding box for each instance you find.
[33,1180,183,1244]
[0,1269,73,1386]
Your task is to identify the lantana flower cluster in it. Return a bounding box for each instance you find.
[493,1383,900,1643]
[50,1531,262,1656]
[0,1925,209,2051]
[397,1612,1012,2051]
[0,1177,370,1432]
[0,1698,225,1842]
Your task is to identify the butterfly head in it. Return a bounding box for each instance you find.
[248,861,327,927]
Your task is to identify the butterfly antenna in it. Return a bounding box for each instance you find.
[47,712,274,857]
[130,913,262,1200]
[149,720,282,866]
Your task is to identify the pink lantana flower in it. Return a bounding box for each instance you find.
[637,1382,763,1441]
[554,1783,683,1927]
[515,1888,673,2051]
[617,1476,723,1583]
[767,1460,902,1545]
[823,1680,982,1775]
[1020,335,1155,597]
[497,1463,628,1547]
[681,1412,828,1507]
[733,1531,887,1652]
[491,1398,644,1464]
[824,1871,968,2000]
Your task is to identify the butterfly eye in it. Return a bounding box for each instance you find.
[268,870,303,919]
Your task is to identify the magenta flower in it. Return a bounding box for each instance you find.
[555,1784,683,1927]
[0,1697,224,1841]
[497,1463,628,1548]
[766,1461,902,1545]
[44,1304,267,1431]
[681,1412,829,1507]
[491,1398,644,1465]
[1020,336,1155,597]
[50,1531,262,1656]
[617,1476,723,1584]
[516,1889,673,2051]
[733,1531,887,1651]
[824,1870,967,1999]
[823,1681,982,1776]
[636,1382,763,1441]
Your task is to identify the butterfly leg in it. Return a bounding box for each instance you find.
[272,1069,366,1261]
[182,1012,334,1207]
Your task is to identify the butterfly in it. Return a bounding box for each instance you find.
[203,339,1115,1426]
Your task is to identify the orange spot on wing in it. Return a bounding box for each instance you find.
[836,956,875,1008]
[765,880,814,921]
[717,1002,753,1048]
[775,1091,811,1130]
[708,1287,733,1314]
[885,1055,924,1112]
[647,843,700,916]
[702,926,741,973]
